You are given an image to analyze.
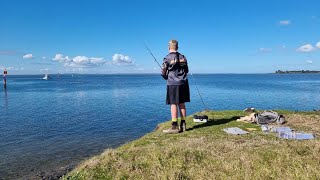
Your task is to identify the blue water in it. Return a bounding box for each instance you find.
[1,74,320,179]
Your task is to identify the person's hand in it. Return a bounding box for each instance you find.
[161,63,168,80]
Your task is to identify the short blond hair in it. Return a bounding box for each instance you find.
[169,40,178,50]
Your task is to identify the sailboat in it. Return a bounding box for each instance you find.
[42,74,51,80]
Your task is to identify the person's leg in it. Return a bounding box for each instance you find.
[179,103,187,132]
[163,85,180,134]
[179,103,186,118]
[171,104,178,127]
[163,104,179,134]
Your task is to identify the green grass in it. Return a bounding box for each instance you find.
[63,110,320,180]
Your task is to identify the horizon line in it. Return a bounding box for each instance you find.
[4,72,279,76]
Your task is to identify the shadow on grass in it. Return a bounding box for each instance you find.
[187,116,241,131]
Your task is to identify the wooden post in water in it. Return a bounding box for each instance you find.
[3,69,7,89]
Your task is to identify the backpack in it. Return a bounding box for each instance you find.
[254,110,285,125]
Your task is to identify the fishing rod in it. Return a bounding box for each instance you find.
[144,42,207,111]
[144,43,162,68]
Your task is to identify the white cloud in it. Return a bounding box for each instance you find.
[259,48,272,53]
[52,53,134,69]
[90,57,105,65]
[71,56,106,67]
[316,42,320,49]
[53,54,107,68]
[0,50,18,55]
[52,54,71,63]
[296,44,315,52]
[23,53,34,59]
[306,60,313,64]
[112,54,134,65]
[279,20,291,25]
[73,56,89,64]
[6,67,15,70]
[0,66,23,71]
[40,68,50,72]
[42,56,46,60]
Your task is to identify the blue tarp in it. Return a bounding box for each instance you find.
[278,132,315,140]
[260,125,315,140]
[270,127,292,133]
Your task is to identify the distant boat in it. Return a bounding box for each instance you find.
[42,74,52,80]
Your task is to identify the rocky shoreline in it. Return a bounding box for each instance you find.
[1,164,75,180]
[34,164,74,180]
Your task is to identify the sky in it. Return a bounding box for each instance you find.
[1,0,320,74]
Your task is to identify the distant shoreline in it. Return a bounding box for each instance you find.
[275,70,320,74]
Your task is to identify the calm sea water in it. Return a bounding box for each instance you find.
[1,74,320,179]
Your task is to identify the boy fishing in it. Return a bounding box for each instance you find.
[161,40,190,133]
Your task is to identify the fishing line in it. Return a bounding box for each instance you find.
[190,71,207,110]
[144,42,208,111]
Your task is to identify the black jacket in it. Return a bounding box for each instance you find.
[161,52,189,85]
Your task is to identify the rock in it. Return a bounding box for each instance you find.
[154,125,160,131]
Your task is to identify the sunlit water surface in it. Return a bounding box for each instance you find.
[1,74,320,179]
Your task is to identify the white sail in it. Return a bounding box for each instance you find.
[43,74,49,80]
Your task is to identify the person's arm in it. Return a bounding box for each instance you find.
[181,55,189,74]
[161,58,169,80]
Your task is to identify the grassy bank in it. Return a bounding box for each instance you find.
[63,110,320,179]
